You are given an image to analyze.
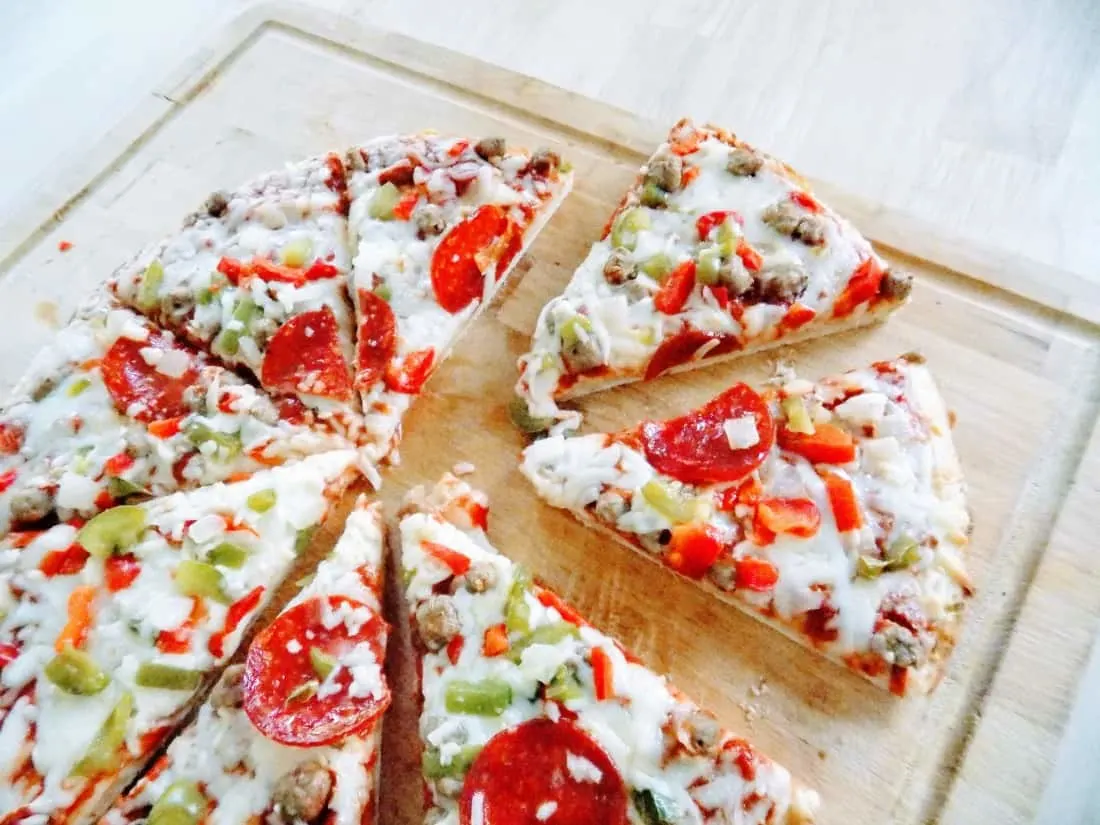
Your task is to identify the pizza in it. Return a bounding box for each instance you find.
[346,134,572,462]
[0,450,357,824]
[520,354,972,696]
[0,294,349,538]
[513,119,912,434]
[103,495,389,825]
[399,473,819,825]
[108,153,361,436]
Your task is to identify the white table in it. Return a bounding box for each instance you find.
[2,1,1098,820]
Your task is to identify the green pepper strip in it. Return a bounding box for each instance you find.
[444,678,513,716]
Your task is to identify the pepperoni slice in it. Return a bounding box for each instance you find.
[355,289,397,390]
[260,307,353,401]
[101,333,198,422]
[243,595,390,747]
[459,718,628,825]
[644,328,739,381]
[640,384,774,486]
[430,205,515,314]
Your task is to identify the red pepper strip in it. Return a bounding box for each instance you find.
[591,646,614,700]
[208,585,265,659]
[422,541,471,576]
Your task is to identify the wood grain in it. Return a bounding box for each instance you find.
[0,7,1098,824]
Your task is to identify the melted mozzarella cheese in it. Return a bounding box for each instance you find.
[102,502,384,825]
[515,126,887,428]
[0,451,355,820]
[520,361,972,680]
[401,491,808,825]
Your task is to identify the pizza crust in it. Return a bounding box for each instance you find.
[557,298,900,402]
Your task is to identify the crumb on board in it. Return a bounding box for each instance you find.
[452,461,476,476]
[34,301,61,329]
[739,676,770,723]
[750,676,769,698]
[58,240,73,252]
[769,358,797,386]
[738,701,759,723]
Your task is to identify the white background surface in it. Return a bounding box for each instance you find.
[1,0,1098,820]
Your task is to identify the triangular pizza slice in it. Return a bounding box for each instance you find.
[346,134,572,462]
[398,474,818,825]
[514,119,912,433]
[521,354,972,696]
[0,450,357,823]
[0,294,350,538]
[109,153,360,433]
[103,495,389,825]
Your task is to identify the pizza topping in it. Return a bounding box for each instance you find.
[726,146,763,177]
[445,678,513,716]
[723,415,761,449]
[602,248,637,285]
[464,560,498,593]
[609,207,650,250]
[761,198,827,247]
[416,594,462,651]
[431,204,514,313]
[272,761,334,824]
[755,498,821,538]
[474,136,507,163]
[640,479,710,524]
[135,662,204,691]
[208,541,250,568]
[208,584,265,659]
[482,623,510,657]
[44,646,110,695]
[644,150,683,193]
[174,559,232,604]
[654,260,697,315]
[559,315,604,374]
[39,544,90,577]
[246,488,277,513]
[355,288,398,390]
[643,328,729,381]
[508,622,580,663]
[821,471,862,532]
[777,422,855,465]
[147,780,209,825]
[72,691,133,777]
[459,718,628,825]
[833,257,887,318]
[641,384,774,485]
[243,595,390,746]
[260,306,353,401]
[879,268,913,301]
[734,557,779,591]
[664,524,723,579]
[757,260,808,304]
[102,333,197,422]
[385,348,436,394]
[56,584,97,651]
[529,147,562,177]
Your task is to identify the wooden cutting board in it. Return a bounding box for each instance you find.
[2,4,1099,823]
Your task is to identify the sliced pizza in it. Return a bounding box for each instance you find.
[0,294,349,538]
[108,153,361,435]
[514,119,912,434]
[346,134,572,462]
[520,354,972,696]
[103,495,389,825]
[0,449,357,824]
[399,473,818,825]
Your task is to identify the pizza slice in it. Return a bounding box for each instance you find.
[103,495,389,825]
[0,294,350,538]
[514,119,912,434]
[346,134,572,462]
[0,449,357,824]
[108,153,360,433]
[399,474,818,825]
[520,354,972,696]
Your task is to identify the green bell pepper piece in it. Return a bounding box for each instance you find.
[135,662,203,691]
[174,560,231,605]
[309,647,337,681]
[184,423,242,458]
[294,526,317,556]
[504,568,532,634]
[245,489,277,513]
[368,182,402,220]
[609,207,650,250]
[444,678,513,716]
[44,647,110,696]
[71,692,132,777]
[76,506,146,558]
[422,744,483,779]
[147,779,208,825]
[66,377,92,398]
[508,622,580,663]
[508,397,553,436]
[137,260,165,311]
[207,542,249,569]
